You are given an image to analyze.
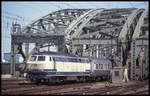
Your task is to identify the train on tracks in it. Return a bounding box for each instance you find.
[26,51,116,83]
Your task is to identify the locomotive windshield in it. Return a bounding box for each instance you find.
[29,56,37,61]
[37,56,45,61]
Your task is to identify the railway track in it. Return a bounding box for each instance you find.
[109,81,148,95]
[1,78,148,95]
[37,81,148,95]
[2,78,96,95]
[48,86,121,95]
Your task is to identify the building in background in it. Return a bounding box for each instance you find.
[4,53,21,63]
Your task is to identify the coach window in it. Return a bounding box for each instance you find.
[101,64,103,69]
[110,64,112,69]
[38,56,45,61]
[96,64,98,69]
[29,56,37,61]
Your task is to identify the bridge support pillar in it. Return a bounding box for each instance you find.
[10,42,18,76]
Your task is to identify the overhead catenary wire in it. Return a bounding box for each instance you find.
[62,2,75,9]
[2,15,24,21]
[3,11,24,19]
[11,2,45,14]
[129,2,135,8]
[2,13,31,28]
[2,11,32,21]
[88,2,99,9]
[48,2,63,10]
[2,12,32,28]
[2,12,31,21]
[144,2,148,9]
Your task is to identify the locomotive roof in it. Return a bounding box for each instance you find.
[32,51,77,58]
[32,51,112,63]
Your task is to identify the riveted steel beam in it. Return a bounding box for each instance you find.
[130,38,148,80]
[72,38,118,45]
[12,34,64,44]
[132,10,148,39]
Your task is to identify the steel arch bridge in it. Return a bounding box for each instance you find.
[11,8,148,80]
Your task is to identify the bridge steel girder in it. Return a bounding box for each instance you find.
[65,8,138,54]
[79,29,117,38]
[66,8,136,39]
[11,34,64,58]
[20,9,89,35]
[132,10,148,39]
[71,38,121,66]
[118,9,145,66]
[12,34,64,44]
[10,42,17,75]
[72,38,118,45]
[71,9,104,38]
[130,38,149,80]
[119,9,144,49]
[65,8,104,38]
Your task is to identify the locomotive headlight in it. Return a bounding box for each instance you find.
[90,71,94,75]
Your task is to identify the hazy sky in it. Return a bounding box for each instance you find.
[1,1,149,60]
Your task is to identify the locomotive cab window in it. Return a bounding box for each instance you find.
[78,59,81,62]
[29,56,37,61]
[96,64,98,69]
[99,64,101,69]
[37,56,45,61]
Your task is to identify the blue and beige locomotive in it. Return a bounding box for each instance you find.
[26,51,113,83]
